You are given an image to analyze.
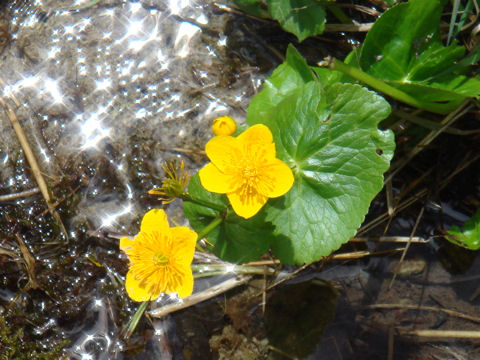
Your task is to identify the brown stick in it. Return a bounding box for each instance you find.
[389,207,424,289]
[367,304,480,324]
[0,187,41,202]
[398,329,480,339]
[387,326,394,360]
[0,97,68,242]
[0,246,17,258]
[331,248,405,260]
[149,275,251,318]
[350,236,428,243]
[324,23,374,32]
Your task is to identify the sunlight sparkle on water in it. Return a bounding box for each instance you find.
[48,46,61,59]
[168,0,193,15]
[95,78,112,92]
[174,22,200,58]
[129,2,142,13]
[18,75,40,88]
[44,78,64,104]
[100,204,133,228]
[126,184,134,199]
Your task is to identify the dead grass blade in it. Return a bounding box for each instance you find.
[0,96,68,242]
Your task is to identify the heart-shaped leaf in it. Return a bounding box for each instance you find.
[251,82,395,264]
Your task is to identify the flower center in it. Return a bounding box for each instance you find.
[240,164,260,195]
[152,252,169,266]
[243,165,257,178]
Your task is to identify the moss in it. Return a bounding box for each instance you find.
[0,315,70,360]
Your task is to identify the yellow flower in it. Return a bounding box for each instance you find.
[211,116,237,136]
[120,209,197,301]
[199,124,294,219]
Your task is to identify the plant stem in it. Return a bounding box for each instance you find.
[125,301,148,339]
[328,58,454,114]
[192,264,274,278]
[180,193,226,212]
[197,215,224,240]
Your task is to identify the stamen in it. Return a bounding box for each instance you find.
[153,253,169,266]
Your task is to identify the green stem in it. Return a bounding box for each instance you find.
[328,58,453,114]
[196,215,224,240]
[180,193,226,212]
[125,301,148,339]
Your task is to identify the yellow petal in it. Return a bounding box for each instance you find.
[126,271,158,302]
[140,209,170,233]
[237,124,273,147]
[205,135,241,173]
[176,270,194,298]
[120,236,135,251]
[170,226,197,264]
[258,159,295,197]
[199,163,238,194]
[228,189,268,219]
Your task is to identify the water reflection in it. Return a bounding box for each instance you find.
[0,0,262,358]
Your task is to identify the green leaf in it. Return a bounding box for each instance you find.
[247,44,341,125]
[446,209,480,250]
[184,174,276,263]
[267,0,326,42]
[355,0,480,111]
[246,44,316,125]
[359,0,445,80]
[252,82,395,264]
[233,0,270,18]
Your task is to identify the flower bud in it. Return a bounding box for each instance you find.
[211,116,237,136]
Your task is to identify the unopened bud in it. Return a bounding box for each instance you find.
[212,116,237,136]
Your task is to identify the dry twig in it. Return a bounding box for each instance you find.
[398,329,480,339]
[389,207,424,288]
[368,303,480,324]
[149,275,252,318]
[0,95,68,242]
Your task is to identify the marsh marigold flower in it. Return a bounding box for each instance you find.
[120,209,197,301]
[211,116,237,136]
[199,124,294,219]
